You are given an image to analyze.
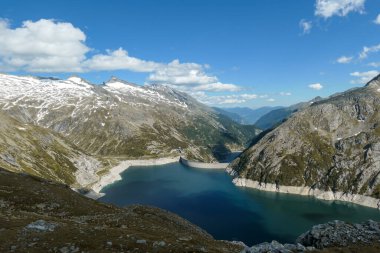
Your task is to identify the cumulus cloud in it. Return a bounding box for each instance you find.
[368,62,380,67]
[315,0,365,18]
[359,44,380,59]
[148,60,216,86]
[299,19,312,34]
[267,98,275,102]
[308,83,323,90]
[336,56,353,64]
[350,70,379,84]
[83,48,160,72]
[192,82,241,92]
[0,19,241,93]
[374,14,380,25]
[280,92,292,96]
[0,19,89,72]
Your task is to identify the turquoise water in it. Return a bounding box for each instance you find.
[99,162,380,246]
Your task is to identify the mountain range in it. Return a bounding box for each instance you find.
[0,73,259,189]
[2,73,380,251]
[214,106,283,125]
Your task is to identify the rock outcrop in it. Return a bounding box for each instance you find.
[297,220,380,249]
[242,220,380,253]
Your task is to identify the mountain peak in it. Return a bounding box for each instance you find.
[68,75,91,84]
[365,73,380,88]
[105,76,139,89]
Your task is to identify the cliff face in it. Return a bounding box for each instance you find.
[230,75,380,200]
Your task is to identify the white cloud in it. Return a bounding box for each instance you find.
[0,19,89,72]
[146,59,241,92]
[83,48,160,72]
[148,59,214,85]
[192,82,241,92]
[280,92,292,96]
[0,19,241,93]
[194,93,260,105]
[308,83,324,90]
[368,62,380,67]
[350,70,379,84]
[336,56,353,64]
[299,19,312,34]
[240,94,258,100]
[374,14,380,25]
[315,0,365,18]
[267,98,275,102]
[359,44,380,59]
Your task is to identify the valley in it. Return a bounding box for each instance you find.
[1,73,380,252]
[2,1,380,251]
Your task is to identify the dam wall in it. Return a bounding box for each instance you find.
[179,157,229,169]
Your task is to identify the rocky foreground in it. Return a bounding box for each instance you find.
[0,168,242,253]
[244,220,380,253]
[1,167,380,253]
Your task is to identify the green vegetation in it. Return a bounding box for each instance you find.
[372,184,380,198]
[277,154,305,186]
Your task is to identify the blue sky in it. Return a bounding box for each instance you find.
[0,0,379,108]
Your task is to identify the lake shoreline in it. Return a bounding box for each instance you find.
[230,175,380,210]
[88,156,231,199]
[89,156,181,199]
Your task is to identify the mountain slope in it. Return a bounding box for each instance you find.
[215,106,283,125]
[0,110,103,187]
[255,98,322,130]
[0,74,258,162]
[230,75,380,204]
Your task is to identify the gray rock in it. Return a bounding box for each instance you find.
[297,220,380,249]
[25,220,57,232]
[153,241,166,247]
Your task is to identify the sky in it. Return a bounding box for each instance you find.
[0,0,379,108]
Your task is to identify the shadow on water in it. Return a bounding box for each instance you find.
[167,190,291,244]
[211,142,242,163]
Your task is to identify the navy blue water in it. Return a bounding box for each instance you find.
[100,162,380,246]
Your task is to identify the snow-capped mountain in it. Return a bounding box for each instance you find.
[0,73,258,185]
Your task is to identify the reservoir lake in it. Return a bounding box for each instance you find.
[99,162,380,246]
